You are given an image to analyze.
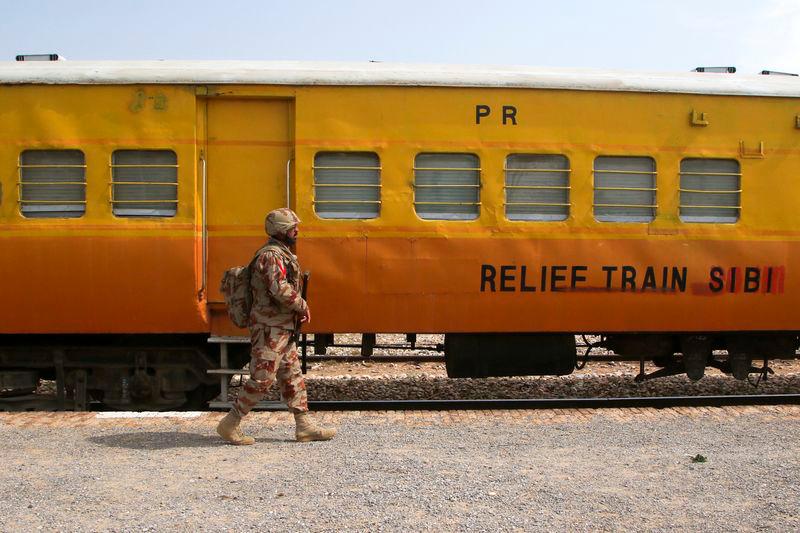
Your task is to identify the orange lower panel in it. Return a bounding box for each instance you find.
[207,235,367,336]
[293,236,799,334]
[0,236,206,334]
[3,234,796,336]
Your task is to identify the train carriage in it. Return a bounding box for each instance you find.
[0,60,798,409]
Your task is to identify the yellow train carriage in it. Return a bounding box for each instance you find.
[0,61,798,408]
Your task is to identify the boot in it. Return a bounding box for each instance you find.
[216,409,255,445]
[294,411,336,442]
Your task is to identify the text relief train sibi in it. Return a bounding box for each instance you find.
[0,60,798,409]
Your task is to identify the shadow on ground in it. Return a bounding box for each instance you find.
[88,431,288,449]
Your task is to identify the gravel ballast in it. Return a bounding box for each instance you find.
[238,333,800,402]
[233,373,800,402]
[0,409,798,532]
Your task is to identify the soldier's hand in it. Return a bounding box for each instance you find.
[301,308,311,324]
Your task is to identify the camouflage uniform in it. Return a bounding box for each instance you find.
[219,208,334,445]
[232,238,309,416]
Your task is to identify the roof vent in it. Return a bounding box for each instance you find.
[692,66,736,73]
[15,54,63,62]
[760,70,798,76]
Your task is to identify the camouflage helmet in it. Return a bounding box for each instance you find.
[265,208,301,237]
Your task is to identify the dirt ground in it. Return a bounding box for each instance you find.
[0,406,798,532]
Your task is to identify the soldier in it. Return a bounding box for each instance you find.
[216,208,336,445]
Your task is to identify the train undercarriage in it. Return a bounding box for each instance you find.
[442,332,799,382]
[0,335,241,412]
[0,332,798,411]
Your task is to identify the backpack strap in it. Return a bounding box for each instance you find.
[248,245,272,274]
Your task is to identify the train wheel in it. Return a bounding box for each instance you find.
[443,334,483,378]
[184,383,222,410]
[729,353,752,380]
[314,334,333,355]
[681,335,711,381]
[361,333,376,357]
[652,355,677,368]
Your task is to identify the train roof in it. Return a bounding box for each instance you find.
[0,60,799,98]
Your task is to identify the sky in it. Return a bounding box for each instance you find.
[1,0,799,74]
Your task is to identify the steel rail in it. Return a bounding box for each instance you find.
[296,354,641,363]
[300,394,800,411]
[206,394,800,411]
[5,393,799,413]
[305,355,445,363]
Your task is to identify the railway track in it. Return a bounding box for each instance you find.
[4,393,799,413]
[232,393,800,412]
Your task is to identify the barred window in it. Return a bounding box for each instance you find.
[313,152,381,219]
[414,153,480,220]
[111,150,178,217]
[679,159,741,223]
[593,156,656,222]
[505,154,570,221]
[19,150,86,218]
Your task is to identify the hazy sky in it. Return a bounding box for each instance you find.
[1,0,798,74]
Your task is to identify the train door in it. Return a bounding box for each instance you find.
[204,97,294,334]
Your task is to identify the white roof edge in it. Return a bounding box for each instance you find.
[1,60,799,97]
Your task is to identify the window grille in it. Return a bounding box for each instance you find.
[505,154,570,221]
[313,152,381,219]
[679,159,741,223]
[111,150,178,217]
[414,153,480,220]
[593,156,656,222]
[19,150,86,218]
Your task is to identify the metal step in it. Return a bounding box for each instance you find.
[208,335,249,344]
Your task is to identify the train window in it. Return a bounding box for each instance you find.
[593,156,656,222]
[414,153,480,220]
[111,150,178,217]
[313,152,381,219]
[19,150,86,218]
[679,159,741,223]
[505,154,570,221]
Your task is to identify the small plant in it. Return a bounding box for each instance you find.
[691,454,707,463]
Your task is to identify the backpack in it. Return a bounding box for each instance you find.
[220,246,269,328]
